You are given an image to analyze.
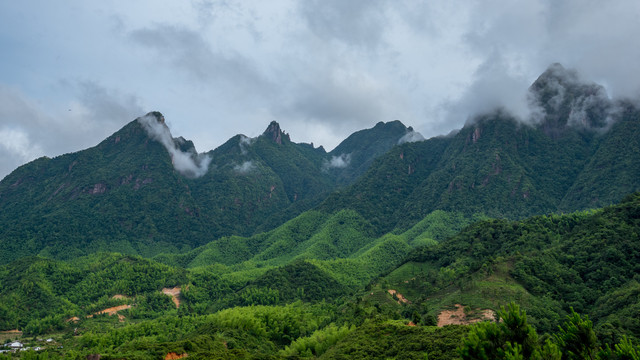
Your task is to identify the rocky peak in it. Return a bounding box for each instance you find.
[529,63,611,136]
[263,121,290,145]
[146,111,166,124]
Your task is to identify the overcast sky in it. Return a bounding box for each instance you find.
[1,0,640,179]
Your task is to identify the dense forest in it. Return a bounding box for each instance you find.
[1,193,640,358]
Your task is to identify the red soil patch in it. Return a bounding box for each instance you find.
[66,317,80,323]
[111,294,129,300]
[387,289,411,304]
[165,352,188,360]
[95,304,132,316]
[88,305,132,322]
[0,330,22,334]
[162,286,181,308]
[407,321,416,327]
[437,304,495,327]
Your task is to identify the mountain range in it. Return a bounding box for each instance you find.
[0,112,416,263]
[1,64,638,264]
[1,63,640,358]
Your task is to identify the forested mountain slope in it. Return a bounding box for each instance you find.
[1,193,639,358]
[320,64,640,233]
[0,115,412,264]
[383,192,640,337]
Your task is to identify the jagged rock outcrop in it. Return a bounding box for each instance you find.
[263,121,290,145]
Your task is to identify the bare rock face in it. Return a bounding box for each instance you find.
[263,121,290,145]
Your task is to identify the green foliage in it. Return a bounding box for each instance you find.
[230,261,351,306]
[320,320,469,360]
[0,118,412,265]
[555,309,598,360]
[328,120,413,185]
[400,210,482,246]
[0,253,186,334]
[199,302,331,346]
[459,303,538,360]
[400,192,640,335]
[599,336,640,360]
[280,323,356,358]
[459,304,640,360]
[322,101,640,235]
[1,77,640,359]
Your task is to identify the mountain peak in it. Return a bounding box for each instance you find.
[529,63,580,93]
[263,121,290,144]
[529,63,611,135]
[145,111,166,124]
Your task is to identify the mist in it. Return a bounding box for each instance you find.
[138,114,211,178]
[398,130,425,144]
[2,1,640,173]
[234,161,256,174]
[324,153,351,170]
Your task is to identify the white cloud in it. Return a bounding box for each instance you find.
[238,135,256,155]
[137,114,211,178]
[234,161,256,174]
[0,82,143,179]
[1,0,640,179]
[0,128,44,162]
[324,153,351,170]
[398,131,425,144]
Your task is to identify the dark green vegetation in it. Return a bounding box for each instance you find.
[0,116,415,264]
[2,193,640,358]
[459,302,640,359]
[1,64,640,358]
[321,65,640,233]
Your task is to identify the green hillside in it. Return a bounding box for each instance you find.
[0,115,410,264]
[319,67,640,234]
[381,192,640,337]
[327,120,417,185]
[2,193,640,358]
[1,64,640,359]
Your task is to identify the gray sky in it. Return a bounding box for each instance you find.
[1,0,640,179]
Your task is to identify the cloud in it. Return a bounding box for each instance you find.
[0,82,143,179]
[73,80,144,125]
[129,24,272,94]
[441,0,640,128]
[238,135,256,155]
[324,153,351,170]
[2,0,640,169]
[282,69,391,125]
[445,52,532,126]
[527,63,614,130]
[137,113,211,178]
[298,0,390,50]
[233,160,256,174]
[398,130,425,144]
[0,128,44,178]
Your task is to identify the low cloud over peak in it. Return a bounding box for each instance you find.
[138,113,211,178]
[2,1,640,176]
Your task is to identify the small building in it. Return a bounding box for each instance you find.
[8,341,23,349]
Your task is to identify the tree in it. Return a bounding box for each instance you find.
[554,308,598,360]
[459,302,539,360]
